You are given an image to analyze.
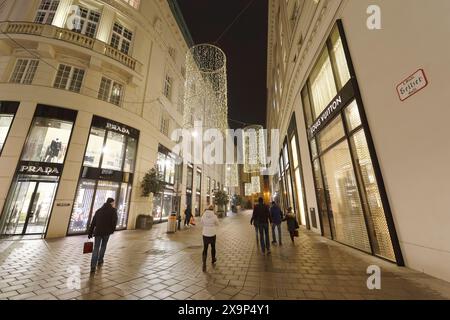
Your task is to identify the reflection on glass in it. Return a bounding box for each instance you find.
[124,137,137,173]
[153,192,162,220]
[117,183,131,229]
[283,144,289,168]
[311,138,318,159]
[310,48,337,118]
[24,182,57,235]
[0,114,14,152]
[165,156,175,184]
[196,171,201,192]
[290,136,299,168]
[317,115,345,152]
[83,127,105,168]
[187,166,193,189]
[345,100,362,131]
[352,130,395,260]
[69,179,96,233]
[321,140,371,252]
[92,181,119,215]
[330,26,351,89]
[313,159,333,238]
[102,131,126,170]
[294,168,306,225]
[1,177,57,236]
[22,117,73,163]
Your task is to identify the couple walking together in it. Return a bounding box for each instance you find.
[251,197,299,255]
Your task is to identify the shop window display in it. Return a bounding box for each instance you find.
[68,117,138,234]
[153,145,181,222]
[0,105,76,237]
[0,114,14,153]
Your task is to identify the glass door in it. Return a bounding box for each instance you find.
[24,182,58,235]
[2,179,57,236]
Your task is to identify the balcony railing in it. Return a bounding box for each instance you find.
[0,21,138,72]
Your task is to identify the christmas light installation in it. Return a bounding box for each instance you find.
[243,125,267,173]
[183,44,228,133]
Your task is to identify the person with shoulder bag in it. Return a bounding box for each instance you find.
[285,207,299,244]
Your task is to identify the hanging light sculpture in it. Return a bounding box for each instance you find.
[243,125,267,173]
[184,44,228,133]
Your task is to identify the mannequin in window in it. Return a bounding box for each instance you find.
[45,138,62,162]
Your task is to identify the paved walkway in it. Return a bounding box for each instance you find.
[0,210,450,300]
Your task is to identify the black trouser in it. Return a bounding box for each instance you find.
[202,235,216,264]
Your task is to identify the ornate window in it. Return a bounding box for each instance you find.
[34,0,60,25]
[98,77,124,106]
[10,59,39,84]
[110,22,133,55]
[53,64,85,93]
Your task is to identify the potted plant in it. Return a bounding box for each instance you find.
[214,190,229,218]
[138,167,164,229]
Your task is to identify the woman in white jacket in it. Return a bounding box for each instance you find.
[201,205,219,272]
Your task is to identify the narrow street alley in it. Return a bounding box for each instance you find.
[1,210,449,300]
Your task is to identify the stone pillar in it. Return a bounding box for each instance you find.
[96,5,115,44]
[52,0,73,29]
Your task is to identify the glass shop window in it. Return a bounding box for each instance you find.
[0,114,14,153]
[21,117,73,163]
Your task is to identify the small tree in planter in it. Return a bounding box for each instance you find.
[141,167,164,197]
[138,167,164,228]
[214,190,229,218]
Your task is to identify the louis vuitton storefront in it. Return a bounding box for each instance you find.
[301,21,403,264]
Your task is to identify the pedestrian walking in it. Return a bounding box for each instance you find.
[270,201,283,246]
[201,205,219,272]
[286,207,299,244]
[250,197,272,255]
[184,205,192,227]
[251,219,259,245]
[88,198,118,273]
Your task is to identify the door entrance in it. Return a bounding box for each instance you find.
[2,177,58,236]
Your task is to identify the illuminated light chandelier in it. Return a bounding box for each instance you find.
[251,176,261,194]
[243,125,267,173]
[183,44,229,133]
[245,183,253,197]
[225,163,239,188]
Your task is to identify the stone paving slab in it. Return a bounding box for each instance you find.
[0,210,450,300]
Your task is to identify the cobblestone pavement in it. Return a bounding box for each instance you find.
[1,210,450,300]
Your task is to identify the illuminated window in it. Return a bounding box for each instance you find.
[98,77,124,106]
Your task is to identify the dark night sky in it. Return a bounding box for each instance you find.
[177,0,268,129]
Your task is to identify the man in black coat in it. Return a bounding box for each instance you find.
[250,197,272,255]
[88,198,118,273]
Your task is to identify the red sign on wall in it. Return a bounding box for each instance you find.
[396,69,428,101]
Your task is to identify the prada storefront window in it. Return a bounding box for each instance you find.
[68,116,139,234]
[153,145,181,222]
[302,22,398,262]
[0,102,19,154]
[0,105,77,237]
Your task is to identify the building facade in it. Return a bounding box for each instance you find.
[266,0,450,282]
[0,0,225,239]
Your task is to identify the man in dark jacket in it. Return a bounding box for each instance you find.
[250,197,272,255]
[270,202,283,246]
[88,198,118,273]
